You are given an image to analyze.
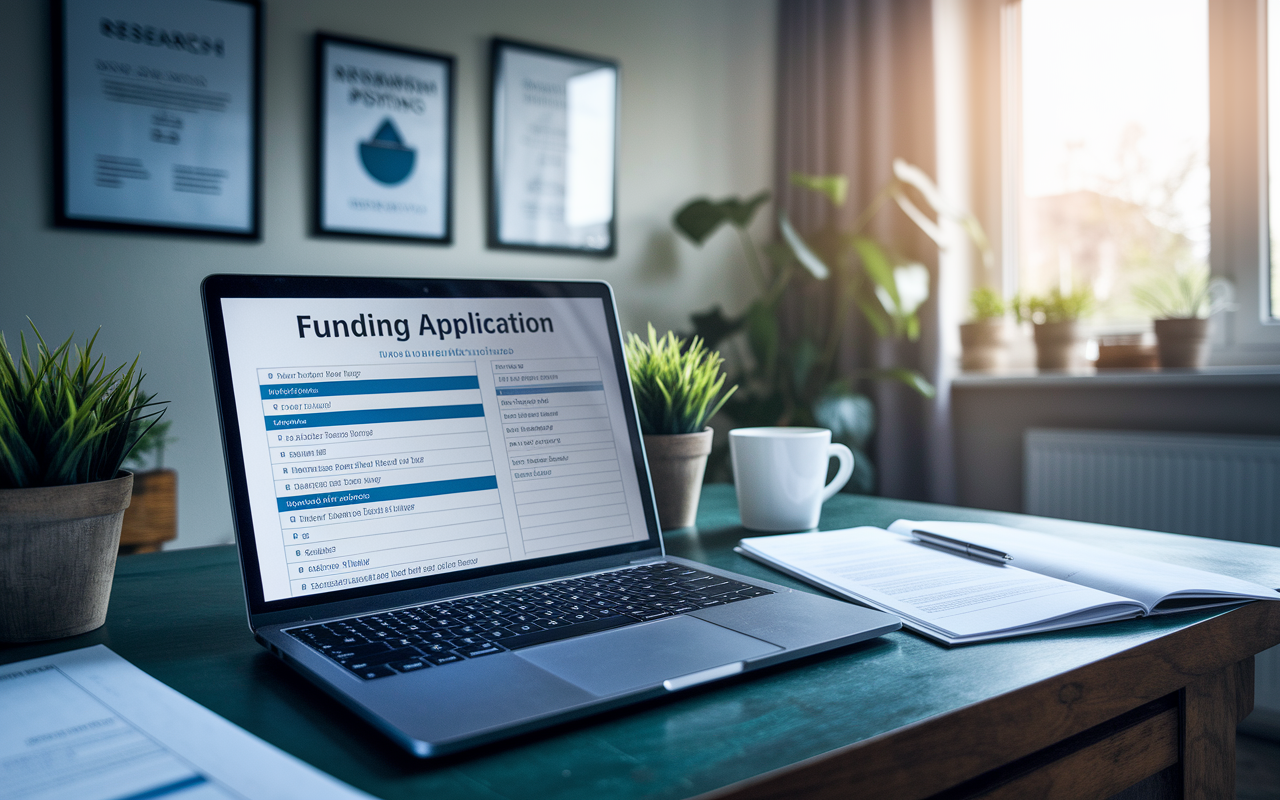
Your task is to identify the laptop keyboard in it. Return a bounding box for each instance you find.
[286,562,773,680]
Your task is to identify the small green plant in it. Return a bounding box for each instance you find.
[624,325,737,435]
[1132,266,1234,319]
[1014,287,1095,324]
[123,417,175,472]
[969,287,1006,322]
[0,324,164,489]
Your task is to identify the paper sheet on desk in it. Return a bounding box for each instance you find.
[0,645,374,800]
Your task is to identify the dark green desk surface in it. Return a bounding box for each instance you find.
[4,486,1280,800]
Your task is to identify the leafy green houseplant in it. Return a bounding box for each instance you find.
[0,325,164,641]
[673,159,990,491]
[625,326,736,529]
[119,417,179,554]
[960,288,1010,372]
[1133,267,1234,368]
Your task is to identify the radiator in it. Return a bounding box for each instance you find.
[1024,428,1280,730]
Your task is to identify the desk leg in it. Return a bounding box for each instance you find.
[1181,656,1254,800]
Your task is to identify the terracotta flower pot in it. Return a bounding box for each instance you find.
[1154,317,1210,368]
[960,320,1009,371]
[643,428,713,530]
[0,472,133,642]
[1033,321,1081,371]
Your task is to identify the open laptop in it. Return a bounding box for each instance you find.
[201,274,900,757]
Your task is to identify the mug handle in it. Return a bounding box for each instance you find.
[821,443,855,502]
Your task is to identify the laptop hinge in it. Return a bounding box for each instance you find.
[629,555,664,564]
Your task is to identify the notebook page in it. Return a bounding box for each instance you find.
[888,520,1280,612]
[738,527,1141,641]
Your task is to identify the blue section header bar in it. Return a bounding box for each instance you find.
[278,475,499,512]
[494,382,605,396]
[260,376,478,399]
[265,404,484,429]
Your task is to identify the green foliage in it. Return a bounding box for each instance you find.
[0,324,165,489]
[672,191,771,245]
[1015,288,1095,324]
[670,160,990,492]
[123,417,175,471]
[1131,266,1235,320]
[624,325,737,435]
[789,173,848,208]
[969,287,1006,321]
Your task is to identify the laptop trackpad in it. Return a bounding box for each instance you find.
[514,615,781,697]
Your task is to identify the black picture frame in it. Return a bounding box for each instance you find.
[53,0,262,239]
[488,38,619,257]
[314,33,455,244]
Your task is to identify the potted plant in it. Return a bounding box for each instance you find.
[959,287,1008,371]
[0,326,163,641]
[1015,287,1095,371]
[1132,268,1234,368]
[671,159,991,490]
[624,325,736,529]
[119,416,177,554]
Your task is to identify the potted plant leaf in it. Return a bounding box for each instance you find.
[1015,287,1095,370]
[960,287,1009,372]
[625,325,736,529]
[670,159,991,490]
[119,416,177,554]
[1132,267,1234,368]
[0,325,164,641]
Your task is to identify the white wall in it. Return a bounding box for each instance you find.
[0,0,777,548]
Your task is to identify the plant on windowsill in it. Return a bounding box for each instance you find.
[0,324,164,642]
[624,325,736,530]
[1132,267,1235,369]
[959,287,1009,372]
[119,416,177,555]
[1014,287,1095,371]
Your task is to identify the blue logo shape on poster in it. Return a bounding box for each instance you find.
[359,118,415,185]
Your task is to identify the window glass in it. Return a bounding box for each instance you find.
[1020,0,1209,326]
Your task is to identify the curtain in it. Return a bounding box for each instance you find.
[775,0,945,501]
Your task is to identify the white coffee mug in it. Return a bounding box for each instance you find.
[729,427,854,532]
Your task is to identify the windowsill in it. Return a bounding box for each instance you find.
[951,364,1280,388]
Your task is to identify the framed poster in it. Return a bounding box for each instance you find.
[54,0,261,238]
[488,39,618,256]
[315,34,454,243]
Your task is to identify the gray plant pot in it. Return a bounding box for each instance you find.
[960,320,1009,371]
[643,428,713,530]
[0,472,133,642]
[1033,321,1080,371]
[1154,317,1210,368]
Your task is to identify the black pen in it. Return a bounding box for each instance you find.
[910,529,1013,564]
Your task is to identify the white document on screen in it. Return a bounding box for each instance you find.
[0,645,373,800]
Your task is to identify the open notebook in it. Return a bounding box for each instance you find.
[736,520,1280,645]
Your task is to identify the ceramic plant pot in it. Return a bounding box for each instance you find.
[1033,321,1080,371]
[120,468,177,554]
[1154,317,1210,368]
[643,428,713,530]
[959,320,1009,372]
[0,472,133,642]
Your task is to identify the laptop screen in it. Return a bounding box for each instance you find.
[206,278,657,609]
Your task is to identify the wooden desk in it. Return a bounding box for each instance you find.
[4,486,1279,799]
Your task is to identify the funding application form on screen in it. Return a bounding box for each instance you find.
[219,296,650,603]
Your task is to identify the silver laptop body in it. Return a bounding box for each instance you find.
[202,274,899,757]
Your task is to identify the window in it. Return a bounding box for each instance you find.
[1017,0,1209,329]
[995,0,1280,359]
